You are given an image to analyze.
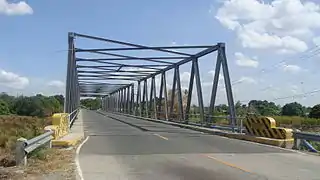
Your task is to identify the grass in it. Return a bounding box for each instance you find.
[0,115,52,168]
[0,115,51,153]
[0,115,76,179]
[0,148,76,180]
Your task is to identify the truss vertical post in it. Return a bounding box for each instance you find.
[185,61,195,122]
[126,86,130,114]
[169,69,177,119]
[119,89,122,112]
[149,77,154,116]
[114,94,116,112]
[104,95,110,111]
[193,59,205,125]
[123,87,128,113]
[162,73,169,121]
[175,67,184,122]
[64,32,75,113]
[209,52,222,123]
[143,79,149,117]
[112,94,115,112]
[152,76,158,119]
[122,88,125,113]
[158,74,164,117]
[219,43,236,130]
[130,85,134,114]
[118,90,121,112]
[137,81,141,116]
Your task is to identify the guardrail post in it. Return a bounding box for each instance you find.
[293,129,301,150]
[15,137,27,166]
[46,129,53,148]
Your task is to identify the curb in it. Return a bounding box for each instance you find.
[52,135,84,147]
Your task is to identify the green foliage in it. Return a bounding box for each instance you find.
[51,95,64,106]
[272,116,320,126]
[0,100,10,115]
[0,93,16,114]
[80,98,101,110]
[309,104,320,119]
[0,93,64,118]
[281,102,304,116]
[248,100,280,116]
[235,101,248,117]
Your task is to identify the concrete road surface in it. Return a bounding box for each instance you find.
[78,110,320,180]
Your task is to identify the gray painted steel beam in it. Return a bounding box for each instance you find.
[193,59,205,125]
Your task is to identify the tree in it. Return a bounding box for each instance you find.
[309,104,320,119]
[52,95,64,106]
[0,99,10,115]
[281,102,304,116]
[80,98,101,110]
[0,93,15,113]
[12,95,63,117]
[235,101,247,117]
[248,100,280,116]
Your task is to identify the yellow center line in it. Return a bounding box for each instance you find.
[202,154,251,173]
[153,133,169,140]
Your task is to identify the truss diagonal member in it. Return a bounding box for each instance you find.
[73,33,192,56]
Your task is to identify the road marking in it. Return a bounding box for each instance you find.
[75,136,90,180]
[153,133,169,140]
[202,154,250,173]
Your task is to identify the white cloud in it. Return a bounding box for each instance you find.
[208,70,224,81]
[235,52,259,68]
[47,80,65,89]
[281,64,302,73]
[0,69,29,89]
[238,76,257,84]
[237,23,308,53]
[215,0,320,53]
[0,0,33,15]
[313,36,320,46]
[180,72,190,83]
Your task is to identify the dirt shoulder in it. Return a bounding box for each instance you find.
[0,147,77,180]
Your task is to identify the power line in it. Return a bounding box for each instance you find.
[238,88,320,104]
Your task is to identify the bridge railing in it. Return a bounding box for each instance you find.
[293,131,320,153]
[15,130,54,166]
[68,108,80,128]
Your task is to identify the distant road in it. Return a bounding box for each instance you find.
[78,110,320,180]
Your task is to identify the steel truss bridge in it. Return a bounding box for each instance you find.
[64,32,237,128]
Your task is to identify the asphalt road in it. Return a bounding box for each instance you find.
[79,110,320,180]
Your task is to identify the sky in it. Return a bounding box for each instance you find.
[1,0,320,107]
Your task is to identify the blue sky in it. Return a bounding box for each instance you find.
[1,0,320,107]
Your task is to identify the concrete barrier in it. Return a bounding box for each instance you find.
[45,113,69,140]
[45,112,82,147]
[244,114,293,139]
[238,114,294,148]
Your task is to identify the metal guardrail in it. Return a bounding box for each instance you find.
[15,130,54,166]
[293,131,320,153]
[69,108,80,128]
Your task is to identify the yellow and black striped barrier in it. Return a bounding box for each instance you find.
[244,114,293,139]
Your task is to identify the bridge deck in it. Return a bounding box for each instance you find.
[78,110,320,180]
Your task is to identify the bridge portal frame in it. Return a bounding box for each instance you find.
[64,32,237,127]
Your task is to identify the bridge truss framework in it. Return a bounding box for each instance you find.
[64,32,237,127]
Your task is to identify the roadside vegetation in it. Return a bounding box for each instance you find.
[0,93,76,179]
